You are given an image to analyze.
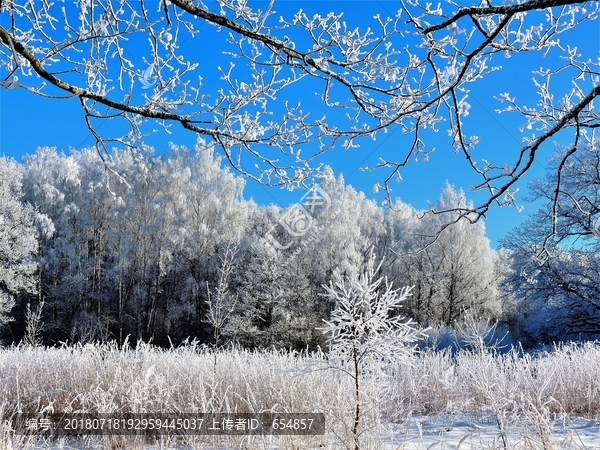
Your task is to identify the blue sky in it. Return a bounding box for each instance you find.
[1,1,598,247]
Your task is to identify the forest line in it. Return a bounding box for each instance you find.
[1,140,598,348]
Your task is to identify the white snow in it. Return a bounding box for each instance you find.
[24,413,600,449]
[379,412,600,449]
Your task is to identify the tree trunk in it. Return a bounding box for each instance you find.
[353,344,360,450]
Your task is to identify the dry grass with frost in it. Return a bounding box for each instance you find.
[1,340,599,449]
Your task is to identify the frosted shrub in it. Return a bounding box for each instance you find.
[419,316,511,355]
[454,314,511,354]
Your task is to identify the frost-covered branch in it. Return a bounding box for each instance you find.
[1,0,598,230]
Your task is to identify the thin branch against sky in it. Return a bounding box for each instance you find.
[0,0,598,245]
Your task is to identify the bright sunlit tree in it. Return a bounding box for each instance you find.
[0,157,48,327]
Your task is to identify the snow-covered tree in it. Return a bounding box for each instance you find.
[499,141,600,343]
[227,230,291,349]
[165,141,251,342]
[321,248,423,450]
[429,184,502,323]
[383,199,440,324]
[248,171,389,350]
[317,172,386,277]
[21,147,114,342]
[0,157,47,327]
[502,238,600,344]
[205,239,239,360]
[524,141,600,248]
[386,184,503,325]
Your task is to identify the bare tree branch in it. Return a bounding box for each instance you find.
[1,0,598,244]
[423,0,585,34]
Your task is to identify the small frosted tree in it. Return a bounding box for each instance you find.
[205,240,239,374]
[320,249,424,450]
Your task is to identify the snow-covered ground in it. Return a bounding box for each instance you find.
[379,412,600,449]
[20,412,600,449]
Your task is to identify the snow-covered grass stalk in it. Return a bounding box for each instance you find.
[0,341,341,448]
[22,301,45,348]
[0,404,37,450]
[388,341,600,448]
[0,340,599,448]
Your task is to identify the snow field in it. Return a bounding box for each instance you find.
[0,341,599,449]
